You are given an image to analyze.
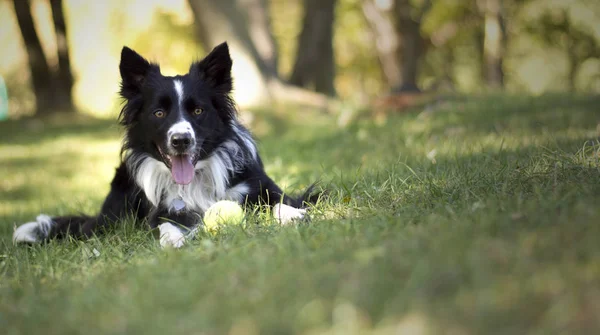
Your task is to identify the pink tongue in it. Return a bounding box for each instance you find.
[170,155,194,185]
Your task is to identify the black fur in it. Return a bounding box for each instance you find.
[15,43,318,243]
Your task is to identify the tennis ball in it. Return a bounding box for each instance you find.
[203,200,246,232]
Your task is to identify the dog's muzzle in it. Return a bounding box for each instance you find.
[170,132,195,153]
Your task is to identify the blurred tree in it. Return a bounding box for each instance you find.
[12,0,54,115]
[289,0,337,96]
[363,0,473,93]
[12,0,74,115]
[421,0,472,90]
[392,0,432,92]
[187,0,330,108]
[49,0,74,111]
[126,11,202,73]
[243,0,280,77]
[423,0,526,91]
[361,0,401,90]
[526,9,600,92]
[477,0,506,89]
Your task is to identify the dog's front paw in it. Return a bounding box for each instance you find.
[273,204,306,225]
[13,214,54,244]
[158,223,186,249]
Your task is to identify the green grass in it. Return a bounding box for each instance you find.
[1,94,600,334]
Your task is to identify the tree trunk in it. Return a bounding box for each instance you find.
[187,0,275,105]
[441,47,456,89]
[239,0,279,77]
[474,27,485,86]
[361,0,401,90]
[392,0,430,92]
[49,0,74,111]
[289,0,337,97]
[12,0,55,115]
[187,0,333,109]
[566,48,578,92]
[479,0,505,89]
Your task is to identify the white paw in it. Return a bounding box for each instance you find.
[13,214,54,244]
[273,204,306,225]
[158,222,186,249]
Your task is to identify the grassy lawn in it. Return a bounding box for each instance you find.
[1,94,599,334]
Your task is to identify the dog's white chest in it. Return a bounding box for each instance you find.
[162,179,218,213]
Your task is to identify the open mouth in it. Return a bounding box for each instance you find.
[156,145,197,185]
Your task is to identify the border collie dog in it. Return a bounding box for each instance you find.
[13,42,316,248]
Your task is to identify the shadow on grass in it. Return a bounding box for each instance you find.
[254,94,600,181]
[0,114,120,145]
[307,134,600,332]
[424,93,600,136]
[312,126,600,223]
[1,96,599,334]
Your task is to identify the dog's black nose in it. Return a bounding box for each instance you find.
[170,133,194,150]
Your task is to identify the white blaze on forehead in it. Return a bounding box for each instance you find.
[174,79,184,107]
[170,79,195,141]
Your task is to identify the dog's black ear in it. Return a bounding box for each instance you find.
[119,47,158,99]
[191,42,233,93]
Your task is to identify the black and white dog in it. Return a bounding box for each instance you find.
[13,42,317,248]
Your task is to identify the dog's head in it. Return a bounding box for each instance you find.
[119,43,236,185]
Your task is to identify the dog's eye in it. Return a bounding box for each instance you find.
[193,108,203,116]
[153,110,165,118]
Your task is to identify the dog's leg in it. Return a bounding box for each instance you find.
[13,163,147,244]
[272,203,307,225]
[158,222,186,248]
[13,214,60,244]
[244,173,308,225]
[149,208,201,249]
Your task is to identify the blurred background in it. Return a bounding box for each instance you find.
[0,0,599,119]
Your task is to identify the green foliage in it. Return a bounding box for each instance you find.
[522,5,600,91]
[334,0,386,99]
[128,11,204,75]
[271,0,385,100]
[1,95,600,333]
[3,0,600,118]
[526,9,599,60]
[419,0,481,90]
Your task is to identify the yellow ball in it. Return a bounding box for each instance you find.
[203,200,246,232]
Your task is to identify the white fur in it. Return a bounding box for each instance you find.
[226,182,250,204]
[174,79,184,108]
[128,139,250,213]
[273,204,306,225]
[128,122,305,227]
[232,121,257,160]
[171,80,195,144]
[167,120,195,145]
[13,214,54,243]
[130,155,173,207]
[159,222,186,248]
